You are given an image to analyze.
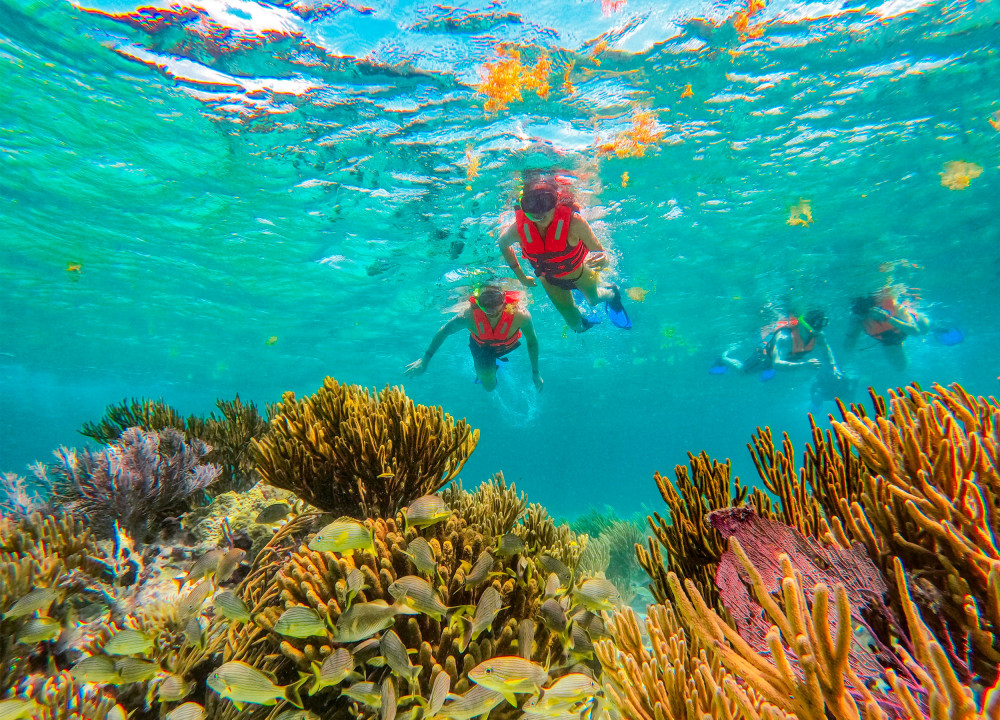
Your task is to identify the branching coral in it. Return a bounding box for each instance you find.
[442,472,527,539]
[637,452,752,607]
[0,472,50,516]
[255,377,478,517]
[514,503,586,569]
[44,427,220,541]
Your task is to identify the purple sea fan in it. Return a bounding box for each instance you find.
[45,427,220,542]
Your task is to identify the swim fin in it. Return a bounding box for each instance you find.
[605,285,632,329]
[573,290,603,325]
[709,359,728,375]
[934,327,964,346]
[759,368,776,382]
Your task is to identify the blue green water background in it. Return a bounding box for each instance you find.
[1,0,997,518]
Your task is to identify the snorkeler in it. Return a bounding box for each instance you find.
[845,285,930,371]
[497,174,631,333]
[720,309,842,381]
[404,285,543,392]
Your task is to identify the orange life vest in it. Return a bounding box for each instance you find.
[862,297,907,341]
[515,205,588,279]
[761,317,815,358]
[469,293,521,348]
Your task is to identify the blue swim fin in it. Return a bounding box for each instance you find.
[709,359,728,375]
[605,285,632,330]
[759,368,776,382]
[934,327,964,346]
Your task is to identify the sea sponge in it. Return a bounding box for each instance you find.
[254,377,478,517]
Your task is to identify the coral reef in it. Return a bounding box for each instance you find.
[42,427,220,542]
[637,452,752,607]
[255,377,479,517]
[442,472,527,538]
[513,503,587,569]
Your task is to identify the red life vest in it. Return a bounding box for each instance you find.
[761,317,815,357]
[515,205,588,279]
[469,293,521,348]
[862,297,906,341]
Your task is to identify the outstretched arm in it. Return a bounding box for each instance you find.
[404,313,467,377]
[874,306,927,336]
[816,333,841,376]
[499,225,536,287]
[520,313,543,391]
[772,333,821,369]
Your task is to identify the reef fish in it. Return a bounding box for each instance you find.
[334,600,417,643]
[207,661,303,711]
[403,495,451,529]
[216,548,246,584]
[158,674,193,702]
[345,568,365,606]
[427,670,451,716]
[387,576,449,620]
[115,657,159,684]
[436,686,505,720]
[463,551,495,588]
[461,586,502,651]
[3,587,59,620]
[468,656,548,706]
[341,681,382,707]
[573,578,621,613]
[495,534,525,557]
[255,503,291,524]
[0,700,41,720]
[179,580,214,618]
[538,599,567,634]
[71,655,123,684]
[186,549,225,581]
[380,630,421,687]
[274,606,328,639]
[310,647,359,693]
[381,676,397,720]
[164,703,205,720]
[402,537,438,577]
[15,616,60,644]
[537,556,571,588]
[309,518,374,555]
[214,591,252,623]
[517,618,535,660]
[528,673,600,713]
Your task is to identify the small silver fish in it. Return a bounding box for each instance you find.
[255,502,291,524]
[461,586,502,651]
[3,587,59,620]
[310,647,359,693]
[334,600,417,643]
[341,681,382,707]
[517,618,535,660]
[573,578,622,613]
[468,656,548,706]
[309,518,374,555]
[428,670,451,716]
[403,537,438,577]
[186,549,225,582]
[388,575,449,620]
[115,657,159,683]
[495,533,525,557]
[537,556,571,588]
[158,674,193,702]
[403,495,451,529]
[538,599,567,634]
[274,606,328,639]
[381,676,397,720]
[436,686,504,720]
[380,630,420,687]
[207,661,303,711]
[463,551,495,588]
[15,616,60,644]
[214,591,252,623]
[71,655,123,684]
[179,579,214,618]
[164,702,205,720]
[215,548,246,584]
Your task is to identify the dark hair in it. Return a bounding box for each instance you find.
[851,296,875,317]
[804,309,827,331]
[477,285,506,311]
[520,179,558,215]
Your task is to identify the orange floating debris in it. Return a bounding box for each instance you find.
[464,147,480,180]
[621,171,629,188]
[787,198,813,226]
[596,110,664,159]
[626,287,647,302]
[477,45,552,112]
[940,160,982,190]
[66,262,82,273]
[680,83,693,98]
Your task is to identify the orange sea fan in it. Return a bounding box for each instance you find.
[596,110,664,158]
[477,45,552,112]
[940,160,983,189]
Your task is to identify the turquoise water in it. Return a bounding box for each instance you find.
[1,0,997,517]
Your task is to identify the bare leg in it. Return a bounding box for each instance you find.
[573,268,614,305]
[537,276,587,331]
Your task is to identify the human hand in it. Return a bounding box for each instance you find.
[519,276,537,287]
[804,358,822,368]
[532,372,544,391]
[404,359,426,377]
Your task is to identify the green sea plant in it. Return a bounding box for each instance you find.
[253,377,479,517]
[41,427,221,542]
